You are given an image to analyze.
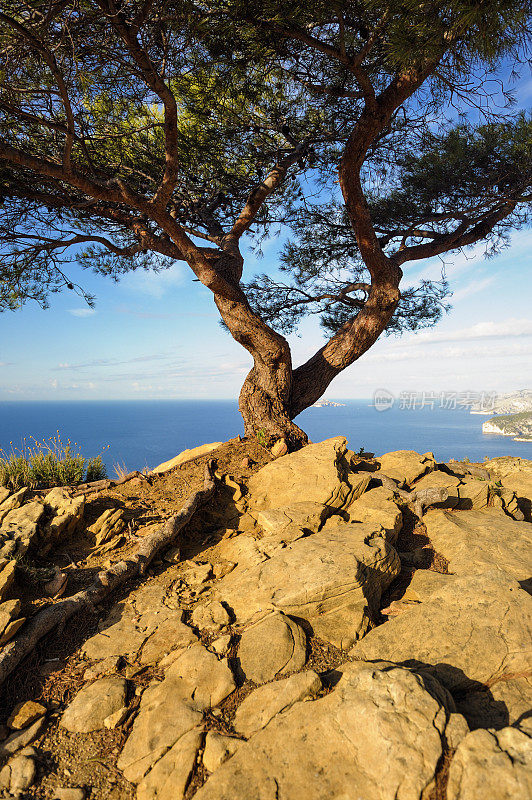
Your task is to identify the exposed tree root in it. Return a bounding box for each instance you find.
[0,461,217,688]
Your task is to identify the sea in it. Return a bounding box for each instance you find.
[0,400,530,476]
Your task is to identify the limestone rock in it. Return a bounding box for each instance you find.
[423,509,532,585]
[237,612,307,683]
[457,675,532,733]
[60,676,128,733]
[0,616,25,644]
[351,572,532,694]
[191,601,231,632]
[203,732,241,773]
[216,523,400,649]
[445,713,471,750]
[210,634,231,657]
[343,486,402,541]
[137,727,203,800]
[7,701,46,730]
[447,726,532,800]
[118,642,234,784]
[165,642,236,710]
[0,500,45,557]
[412,470,462,508]
[139,613,197,665]
[0,487,10,505]
[42,487,85,545]
[252,502,329,545]
[82,603,196,662]
[151,442,222,475]
[87,508,126,545]
[182,560,212,586]
[376,449,435,486]
[484,456,532,520]
[270,438,288,458]
[117,684,202,784]
[247,437,367,513]
[195,661,452,800]
[234,670,321,739]
[0,716,47,757]
[0,752,37,792]
[0,559,16,602]
[0,598,21,637]
[104,706,128,729]
[0,487,28,523]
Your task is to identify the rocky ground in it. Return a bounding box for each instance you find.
[0,437,531,800]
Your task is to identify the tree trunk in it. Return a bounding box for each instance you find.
[239,363,308,448]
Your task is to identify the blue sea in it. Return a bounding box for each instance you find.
[0,400,530,474]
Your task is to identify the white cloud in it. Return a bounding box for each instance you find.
[120,263,186,298]
[399,318,532,347]
[451,276,496,302]
[68,308,97,318]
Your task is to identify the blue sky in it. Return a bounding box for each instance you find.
[0,224,530,402]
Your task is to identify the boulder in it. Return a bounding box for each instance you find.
[216,522,400,649]
[0,487,28,523]
[82,603,196,662]
[376,450,435,486]
[0,501,45,557]
[87,508,125,545]
[151,442,223,475]
[247,437,368,513]
[423,509,532,586]
[237,612,307,684]
[342,486,402,541]
[118,642,234,784]
[447,726,532,800]
[457,675,532,734]
[0,487,10,505]
[194,661,453,800]
[233,671,321,739]
[136,727,203,800]
[0,559,16,602]
[42,487,85,545]
[164,642,236,710]
[60,676,128,733]
[117,685,203,784]
[0,751,37,792]
[484,456,532,521]
[412,471,462,508]
[251,502,329,545]
[350,572,532,695]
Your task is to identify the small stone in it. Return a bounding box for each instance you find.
[4,753,37,792]
[53,789,86,800]
[0,716,47,757]
[60,676,128,733]
[270,438,288,458]
[0,616,25,645]
[210,634,231,657]
[237,612,307,684]
[0,560,16,603]
[104,706,129,729]
[203,731,240,773]
[241,456,252,469]
[212,561,236,579]
[0,599,21,636]
[191,601,231,632]
[7,701,46,731]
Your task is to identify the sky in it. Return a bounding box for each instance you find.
[0,224,530,403]
[1,74,530,404]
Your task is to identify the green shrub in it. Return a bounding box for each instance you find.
[0,434,108,490]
